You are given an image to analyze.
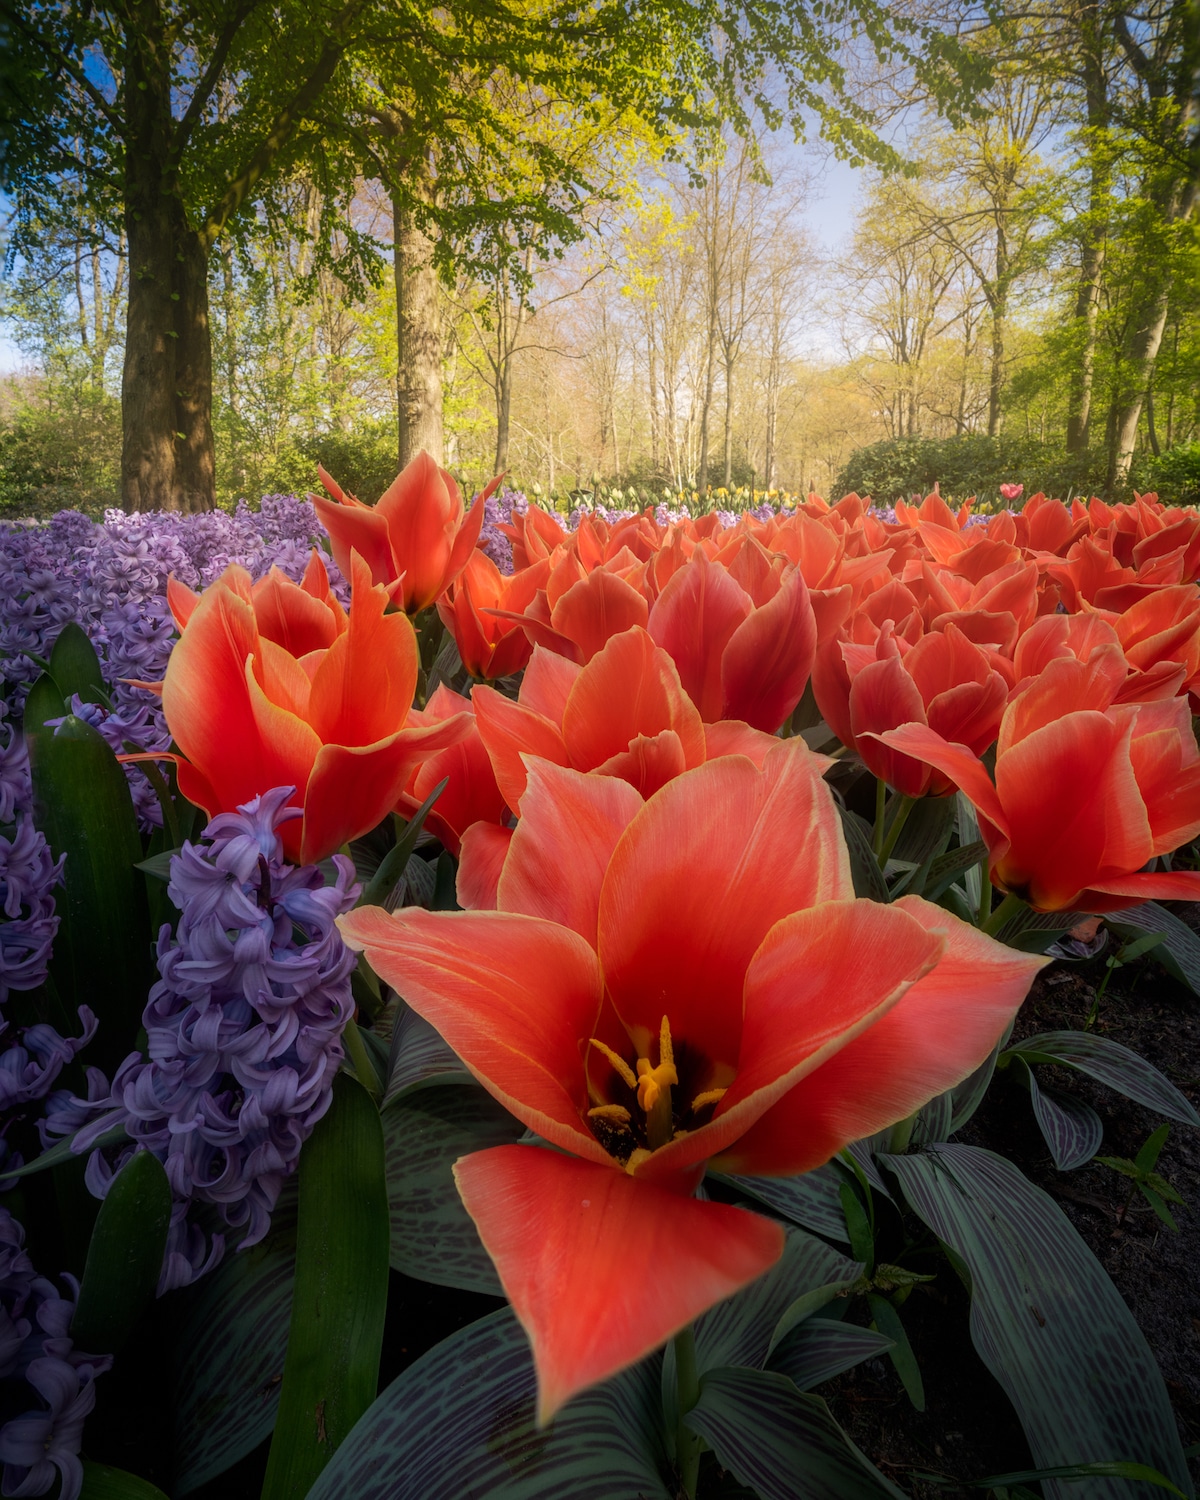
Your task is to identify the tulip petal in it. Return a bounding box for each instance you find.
[301,714,472,864]
[310,491,395,587]
[337,906,608,1164]
[702,720,782,767]
[457,822,514,910]
[872,724,1009,841]
[995,711,1152,910]
[592,730,689,798]
[472,686,569,811]
[251,567,340,656]
[598,742,851,1070]
[498,761,643,943]
[721,569,817,732]
[716,894,1044,1176]
[166,574,200,629]
[521,647,581,720]
[649,553,750,721]
[453,1145,784,1424]
[849,655,930,796]
[1078,870,1200,910]
[637,899,945,1182]
[550,570,650,662]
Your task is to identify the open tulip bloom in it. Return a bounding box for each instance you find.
[340,742,1043,1422]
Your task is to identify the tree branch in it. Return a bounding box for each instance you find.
[201,0,364,250]
[1,2,123,133]
[172,0,261,158]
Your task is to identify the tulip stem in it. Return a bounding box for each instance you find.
[878,795,916,866]
[873,779,887,858]
[976,861,993,928]
[981,890,1026,939]
[674,1324,703,1500]
[343,1016,382,1101]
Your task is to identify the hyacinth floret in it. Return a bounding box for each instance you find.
[0,1206,110,1500]
[0,769,64,1007]
[71,786,359,1292]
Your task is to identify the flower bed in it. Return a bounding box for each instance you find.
[1,461,1198,1500]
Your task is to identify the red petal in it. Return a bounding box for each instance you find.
[1078,871,1200,910]
[592,730,689,797]
[873,724,1008,842]
[251,567,340,656]
[310,491,396,587]
[337,906,608,1164]
[597,742,851,1072]
[550,570,650,662]
[454,1146,784,1423]
[457,822,514,910]
[648,553,750,721]
[472,685,569,811]
[498,761,642,943]
[720,568,817,731]
[717,895,1044,1176]
[702,720,783,767]
[849,655,930,796]
[521,647,581,719]
[166,574,200,630]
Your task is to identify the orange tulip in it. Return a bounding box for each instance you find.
[162,553,471,864]
[398,686,507,856]
[340,743,1042,1421]
[436,550,548,681]
[311,453,498,614]
[877,653,1200,912]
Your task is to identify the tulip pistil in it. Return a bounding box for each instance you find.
[587,1015,683,1157]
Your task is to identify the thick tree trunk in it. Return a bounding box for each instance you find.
[1107,284,1171,489]
[121,12,179,513]
[1066,7,1108,454]
[722,357,734,488]
[394,169,443,467]
[987,298,1005,439]
[173,226,215,512]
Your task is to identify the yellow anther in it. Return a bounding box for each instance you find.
[588,1038,638,1091]
[636,1055,677,1114]
[587,1104,632,1125]
[625,1148,653,1174]
[690,1087,727,1114]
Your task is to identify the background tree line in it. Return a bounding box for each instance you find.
[1,0,1197,515]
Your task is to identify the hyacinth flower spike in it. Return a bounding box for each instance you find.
[341,744,1042,1421]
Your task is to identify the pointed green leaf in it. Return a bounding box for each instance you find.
[1135,1124,1171,1173]
[891,794,955,866]
[71,1150,170,1355]
[358,778,447,909]
[925,839,989,901]
[885,1144,1194,1500]
[1107,903,1200,995]
[840,1182,875,1270]
[867,1293,925,1411]
[26,711,151,1073]
[383,1008,469,1107]
[685,1366,907,1500]
[261,1073,389,1500]
[384,1083,522,1294]
[304,1308,671,1500]
[48,622,107,705]
[838,806,890,903]
[21,671,66,734]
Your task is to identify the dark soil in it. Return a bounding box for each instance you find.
[821,951,1200,1499]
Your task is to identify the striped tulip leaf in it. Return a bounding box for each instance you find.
[305,1307,672,1500]
[384,1008,469,1108]
[1012,1056,1104,1171]
[885,1144,1194,1500]
[79,1462,171,1500]
[716,1164,851,1244]
[1107,903,1200,996]
[384,1082,523,1295]
[684,1366,907,1500]
[768,1318,893,1392]
[171,1191,297,1494]
[1006,1031,1199,1126]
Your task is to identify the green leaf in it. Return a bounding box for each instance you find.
[1012,1057,1103,1171]
[950,1039,1004,1134]
[71,1151,170,1355]
[261,1074,390,1500]
[384,1083,522,1294]
[885,1144,1194,1499]
[48,622,107,705]
[912,1086,954,1147]
[135,849,176,883]
[383,1008,469,1107]
[838,805,889,903]
[79,1461,171,1500]
[716,1165,851,1244]
[171,1191,296,1495]
[1107,903,1200,995]
[768,1318,893,1391]
[358,778,447,909]
[304,1307,672,1500]
[22,671,66,733]
[1138,1184,1179,1232]
[891,793,955,867]
[1135,1123,1171,1173]
[995,907,1083,954]
[1116,932,1168,963]
[0,1121,127,1180]
[839,1182,875,1271]
[925,839,989,901]
[26,711,151,1074]
[1006,1033,1199,1126]
[867,1293,925,1411]
[685,1366,907,1500]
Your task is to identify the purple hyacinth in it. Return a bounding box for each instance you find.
[0,1206,110,1500]
[0,712,64,1012]
[67,787,359,1292]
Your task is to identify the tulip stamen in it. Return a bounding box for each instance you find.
[636,1016,678,1152]
[587,1104,631,1125]
[690,1087,726,1115]
[588,1039,638,1091]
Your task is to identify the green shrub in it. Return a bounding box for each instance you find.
[1130,443,1200,507]
[0,383,121,520]
[835,435,1105,505]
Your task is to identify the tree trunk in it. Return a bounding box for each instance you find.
[394,165,443,467]
[121,12,179,513]
[1066,5,1108,454]
[647,323,660,478]
[722,355,734,487]
[1107,283,1171,489]
[173,226,215,512]
[987,295,1005,439]
[697,328,716,493]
